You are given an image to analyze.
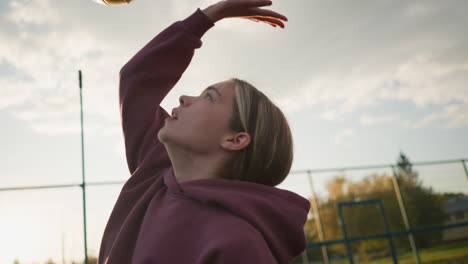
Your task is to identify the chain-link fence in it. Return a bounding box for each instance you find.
[1,158,467,264]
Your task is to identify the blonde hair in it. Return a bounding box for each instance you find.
[221,78,293,186]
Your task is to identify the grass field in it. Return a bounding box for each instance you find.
[303,240,468,264]
[365,241,468,264]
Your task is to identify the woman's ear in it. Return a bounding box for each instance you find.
[220,132,251,151]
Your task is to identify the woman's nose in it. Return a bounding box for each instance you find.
[179,95,189,106]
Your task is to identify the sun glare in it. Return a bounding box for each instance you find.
[0,208,59,264]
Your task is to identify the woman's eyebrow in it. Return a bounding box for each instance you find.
[205,86,222,98]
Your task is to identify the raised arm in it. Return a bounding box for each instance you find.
[119,9,214,174]
[119,0,287,175]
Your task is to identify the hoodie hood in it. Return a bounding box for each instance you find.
[164,172,310,263]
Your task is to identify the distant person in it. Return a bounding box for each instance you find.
[98,0,310,263]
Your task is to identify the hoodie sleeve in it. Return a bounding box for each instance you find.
[119,9,214,174]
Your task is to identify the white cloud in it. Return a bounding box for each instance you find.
[274,0,468,127]
[335,128,353,145]
[0,79,31,108]
[360,114,400,126]
[0,0,128,136]
[413,103,468,129]
[7,0,59,25]
[391,56,468,107]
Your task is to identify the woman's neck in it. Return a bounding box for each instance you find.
[164,144,228,183]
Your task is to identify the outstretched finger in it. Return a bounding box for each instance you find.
[246,7,288,22]
[248,16,285,28]
[247,17,274,27]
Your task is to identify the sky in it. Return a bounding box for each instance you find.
[1,0,468,263]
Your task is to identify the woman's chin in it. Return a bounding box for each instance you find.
[157,129,169,143]
[157,128,180,146]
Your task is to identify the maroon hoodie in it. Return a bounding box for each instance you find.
[98,8,310,264]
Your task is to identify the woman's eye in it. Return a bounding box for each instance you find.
[204,93,213,100]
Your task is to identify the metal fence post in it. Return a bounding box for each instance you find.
[462,160,468,181]
[390,166,421,264]
[307,171,329,264]
[377,200,398,264]
[338,204,354,264]
[79,70,89,264]
[301,249,309,264]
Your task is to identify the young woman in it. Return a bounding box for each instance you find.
[98,1,310,263]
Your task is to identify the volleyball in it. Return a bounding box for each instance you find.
[92,0,136,5]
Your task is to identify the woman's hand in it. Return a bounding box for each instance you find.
[202,0,288,28]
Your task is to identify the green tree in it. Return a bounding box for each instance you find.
[395,152,446,247]
[395,152,419,186]
[313,153,446,260]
